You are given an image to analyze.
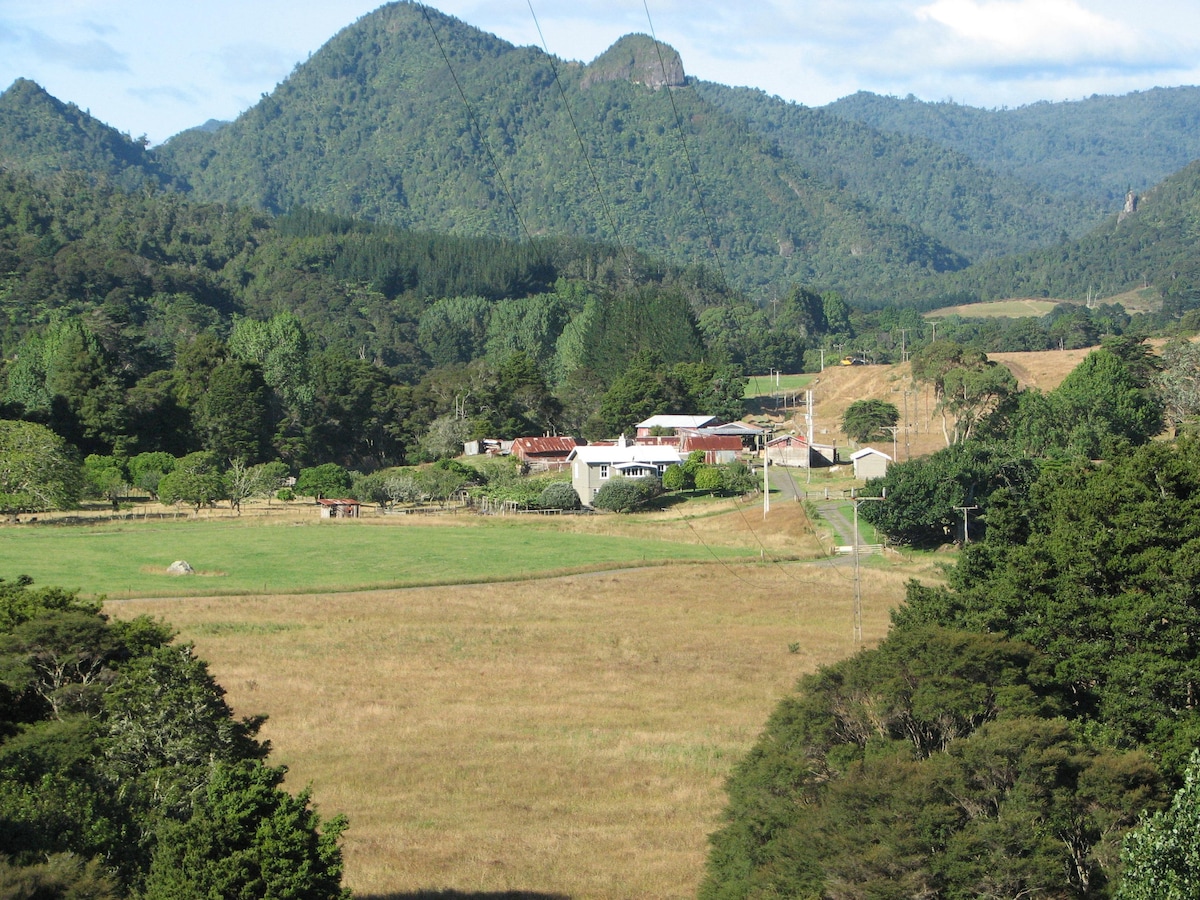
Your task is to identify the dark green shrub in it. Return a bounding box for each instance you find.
[538,482,581,510]
[592,475,662,512]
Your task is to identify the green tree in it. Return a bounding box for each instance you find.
[417,295,492,368]
[841,398,900,443]
[860,440,1038,547]
[128,451,176,499]
[1159,338,1200,435]
[537,481,580,510]
[195,358,272,464]
[418,413,471,461]
[143,759,349,900]
[694,466,724,494]
[0,419,83,513]
[228,312,315,421]
[156,452,225,512]
[1054,345,1165,457]
[83,454,128,511]
[295,463,351,500]
[0,574,349,897]
[701,626,1159,900]
[896,437,1200,773]
[2,319,128,455]
[1118,750,1200,900]
[661,463,686,492]
[592,475,662,512]
[415,462,470,507]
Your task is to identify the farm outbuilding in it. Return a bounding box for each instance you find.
[510,436,583,471]
[635,414,717,438]
[318,498,361,518]
[850,447,892,480]
[765,434,833,468]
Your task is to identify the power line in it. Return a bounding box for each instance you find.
[525,1,637,274]
[418,5,533,249]
[641,0,730,291]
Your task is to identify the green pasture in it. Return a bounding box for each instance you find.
[0,518,757,599]
[744,372,814,398]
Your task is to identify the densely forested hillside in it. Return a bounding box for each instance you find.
[825,86,1200,207]
[4,3,1200,309]
[913,158,1200,315]
[0,166,771,474]
[0,79,173,191]
[697,83,1101,260]
[148,4,966,298]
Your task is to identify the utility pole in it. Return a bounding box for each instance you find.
[884,426,898,461]
[763,453,770,519]
[818,348,826,372]
[852,495,885,644]
[805,389,815,485]
[899,328,909,363]
[953,505,979,544]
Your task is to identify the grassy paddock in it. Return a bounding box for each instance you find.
[0,511,781,599]
[106,556,926,899]
[744,372,814,398]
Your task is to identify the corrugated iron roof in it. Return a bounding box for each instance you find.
[510,436,582,455]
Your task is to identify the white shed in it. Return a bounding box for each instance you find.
[851,447,892,480]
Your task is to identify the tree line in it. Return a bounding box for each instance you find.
[0,575,348,898]
[703,336,1200,897]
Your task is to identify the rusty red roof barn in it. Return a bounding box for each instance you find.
[510,436,583,470]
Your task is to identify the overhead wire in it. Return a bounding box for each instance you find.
[428,0,842,589]
[525,1,640,277]
[418,4,535,250]
[640,0,730,291]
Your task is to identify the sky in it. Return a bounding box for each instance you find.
[2,0,1199,145]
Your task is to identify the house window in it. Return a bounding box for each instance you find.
[600,465,609,479]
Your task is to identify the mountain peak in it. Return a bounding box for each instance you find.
[582,34,685,90]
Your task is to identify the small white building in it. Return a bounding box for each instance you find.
[567,438,682,505]
[851,447,892,480]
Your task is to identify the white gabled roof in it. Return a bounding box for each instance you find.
[636,414,717,430]
[567,444,683,466]
[850,447,892,461]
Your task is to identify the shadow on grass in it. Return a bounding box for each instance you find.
[357,892,569,900]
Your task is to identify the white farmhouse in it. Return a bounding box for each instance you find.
[567,438,682,506]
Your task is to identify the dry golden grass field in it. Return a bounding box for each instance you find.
[105,503,940,900]
[783,347,1094,460]
[93,348,1096,897]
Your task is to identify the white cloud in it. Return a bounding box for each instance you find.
[915,0,1138,62]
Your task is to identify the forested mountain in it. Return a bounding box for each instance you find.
[3,2,1200,308]
[825,86,1200,208]
[148,4,966,298]
[0,79,173,191]
[912,158,1200,314]
[697,83,1101,260]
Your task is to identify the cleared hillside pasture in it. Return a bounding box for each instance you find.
[744,372,815,398]
[790,348,1094,460]
[0,509,787,600]
[923,297,1063,318]
[106,508,926,899]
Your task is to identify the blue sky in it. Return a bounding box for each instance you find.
[1,0,1198,145]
